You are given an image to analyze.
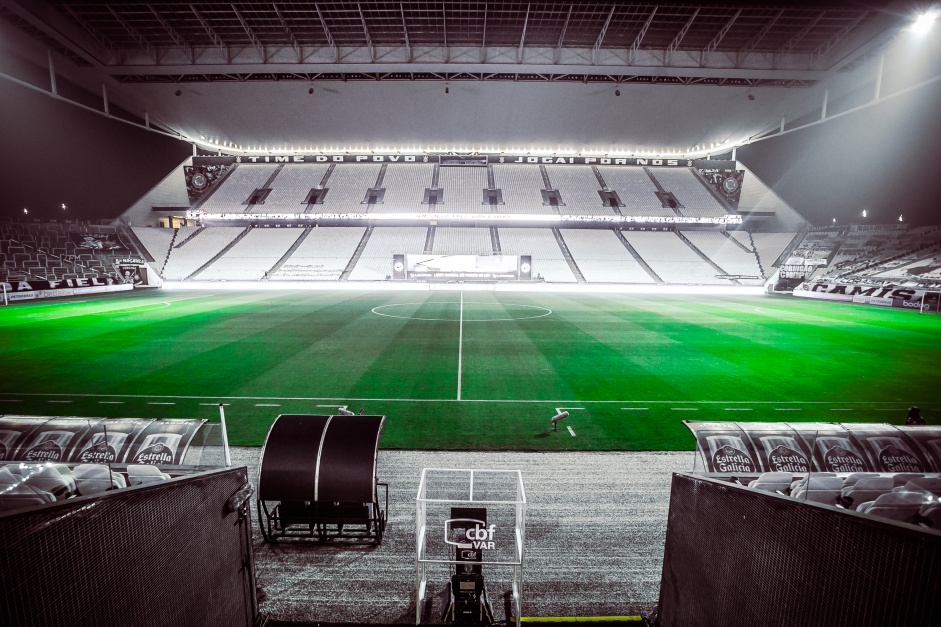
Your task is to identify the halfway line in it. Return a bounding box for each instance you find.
[457,292,464,401]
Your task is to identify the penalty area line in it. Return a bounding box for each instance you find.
[457,291,464,401]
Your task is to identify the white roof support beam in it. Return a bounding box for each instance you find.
[62,5,117,58]
[665,8,699,66]
[400,3,411,63]
[441,2,449,63]
[777,10,826,57]
[517,3,530,64]
[738,9,783,68]
[701,9,740,67]
[108,6,157,64]
[148,4,195,64]
[629,7,658,65]
[814,10,868,59]
[480,4,487,63]
[190,4,229,62]
[357,2,374,63]
[273,3,302,63]
[314,3,339,63]
[555,5,573,65]
[592,5,616,65]
[232,5,265,61]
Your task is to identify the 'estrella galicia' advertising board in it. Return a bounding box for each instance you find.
[734,422,812,473]
[0,417,52,461]
[895,426,941,472]
[122,419,206,466]
[841,423,930,473]
[686,422,761,473]
[10,418,97,463]
[68,418,156,465]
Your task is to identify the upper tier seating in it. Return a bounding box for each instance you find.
[272,227,365,281]
[545,166,614,215]
[595,167,675,217]
[199,164,278,213]
[559,229,655,283]
[162,227,244,280]
[682,231,764,284]
[496,228,576,283]
[492,165,554,214]
[649,168,727,218]
[195,228,302,281]
[432,227,494,255]
[375,164,434,212]
[624,232,733,285]
[347,227,428,281]
[315,164,381,212]
[436,167,490,214]
[260,164,330,211]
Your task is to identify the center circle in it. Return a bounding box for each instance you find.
[371,301,552,322]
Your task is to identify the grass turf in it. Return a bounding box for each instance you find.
[0,288,938,450]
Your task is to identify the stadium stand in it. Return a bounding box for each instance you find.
[492,165,555,214]
[1,221,143,283]
[194,228,302,281]
[375,164,434,212]
[595,166,675,217]
[682,231,764,284]
[316,164,382,211]
[545,166,614,215]
[161,226,245,280]
[749,232,801,277]
[259,164,330,211]
[347,227,428,280]
[198,164,279,213]
[496,228,577,282]
[131,226,175,271]
[431,227,494,255]
[624,231,733,284]
[271,226,365,281]
[558,229,656,283]
[437,167,490,213]
[649,168,727,217]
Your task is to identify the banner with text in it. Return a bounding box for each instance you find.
[794,282,940,311]
[406,254,520,280]
[686,421,941,473]
[196,155,734,168]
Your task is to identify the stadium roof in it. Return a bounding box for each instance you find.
[0,1,929,155]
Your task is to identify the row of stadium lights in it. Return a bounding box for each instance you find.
[22,204,67,217]
[185,11,932,161]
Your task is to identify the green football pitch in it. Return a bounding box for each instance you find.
[1,288,938,450]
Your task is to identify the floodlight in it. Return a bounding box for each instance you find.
[910,10,938,34]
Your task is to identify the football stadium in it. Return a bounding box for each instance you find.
[1,1,940,626]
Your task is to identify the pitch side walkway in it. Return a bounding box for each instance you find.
[235,448,690,624]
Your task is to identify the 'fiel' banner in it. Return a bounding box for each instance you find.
[685,421,941,473]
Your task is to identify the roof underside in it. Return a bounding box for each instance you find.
[17,1,896,79]
[0,1,919,156]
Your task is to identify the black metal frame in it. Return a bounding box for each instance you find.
[258,481,388,544]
